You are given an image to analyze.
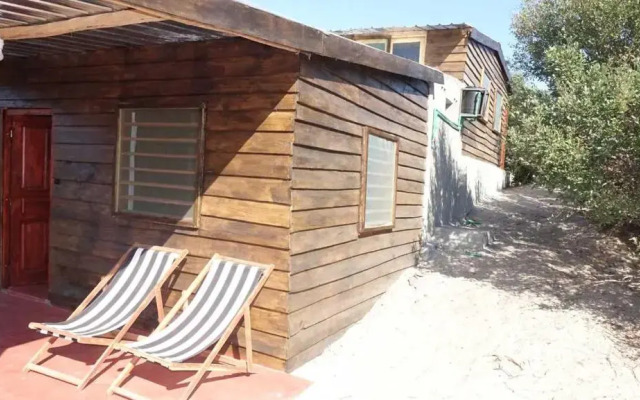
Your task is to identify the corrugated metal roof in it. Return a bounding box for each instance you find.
[334,24,472,36]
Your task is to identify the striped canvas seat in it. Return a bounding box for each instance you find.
[128,258,263,363]
[33,247,181,340]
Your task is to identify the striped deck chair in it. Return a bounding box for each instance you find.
[24,244,188,390]
[107,254,274,400]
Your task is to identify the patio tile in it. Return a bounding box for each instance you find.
[0,292,309,400]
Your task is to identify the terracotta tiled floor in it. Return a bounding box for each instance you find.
[0,292,309,400]
[7,284,49,302]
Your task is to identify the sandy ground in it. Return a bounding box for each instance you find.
[293,186,640,400]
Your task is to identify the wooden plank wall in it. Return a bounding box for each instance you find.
[0,38,298,370]
[286,57,428,371]
[461,39,509,165]
[424,28,469,81]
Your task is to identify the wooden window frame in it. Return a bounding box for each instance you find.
[359,127,399,235]
[357,38,390,52]
[479,67,492,122]
[390,36,427,64]
[113,106,206,229]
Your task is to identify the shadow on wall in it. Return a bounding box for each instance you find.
[0,39,297,364]
[427,119,474,233]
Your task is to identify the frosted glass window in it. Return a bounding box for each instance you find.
[493,93,504,132]
[480,69,492,120]
[362,130,398,231]
[115,108,203,226]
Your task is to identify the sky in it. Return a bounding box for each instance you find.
[242,0,523,60]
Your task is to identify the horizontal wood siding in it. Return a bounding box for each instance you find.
[462,39,509,166]
[424,29,469,81]
[287,57,426,371]
[0,38,298,370]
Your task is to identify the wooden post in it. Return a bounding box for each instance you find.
[23,337,56,372]
[155,289,165,323]
[244,308,253,374]
[108,356,140,395]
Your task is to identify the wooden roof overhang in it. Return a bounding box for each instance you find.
[0,0,444,84]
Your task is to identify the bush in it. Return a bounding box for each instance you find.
[507,47,640,227]
[508,1,640,230]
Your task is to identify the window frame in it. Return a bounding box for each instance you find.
[359,127,399,235]
[390,36,426,64]
[357,38,390,52]
[479,67,493,121]
[460,87,489,118]
[493,93,504,133]
[113,106,206,228]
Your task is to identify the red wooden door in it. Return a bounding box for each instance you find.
[3,113,52,287]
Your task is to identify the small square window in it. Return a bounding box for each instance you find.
[391,41,422,63]
[115,108,204,227]
[358,39,389,52]
[360,128,399,233]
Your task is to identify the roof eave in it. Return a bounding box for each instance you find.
[100,0,444,84]
[468,28,512,85]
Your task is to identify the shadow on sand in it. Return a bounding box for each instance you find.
[424,186,640,350]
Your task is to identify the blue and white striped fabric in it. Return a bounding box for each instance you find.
[34,248,180,339]
[129,258,263,363]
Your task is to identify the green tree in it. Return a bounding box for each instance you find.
[513,0,640,83]
[508,0,640,229]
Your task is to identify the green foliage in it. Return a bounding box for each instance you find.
[513,0,640,83]
[508,1,640,228]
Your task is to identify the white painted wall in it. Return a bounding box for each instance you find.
[423,74,507,236]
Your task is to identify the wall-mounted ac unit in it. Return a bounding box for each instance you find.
[460,87,487,118]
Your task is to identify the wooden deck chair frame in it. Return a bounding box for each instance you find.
[23,244,189,390]
[107,254,275,400]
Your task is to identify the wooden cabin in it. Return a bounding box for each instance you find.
[0,0,443,372]
[337,24,512,168]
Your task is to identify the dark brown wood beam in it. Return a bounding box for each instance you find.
[0,10,164,40]
[102,0,444,84]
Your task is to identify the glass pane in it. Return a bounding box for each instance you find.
[120,153,197,172]
[121,109,201,125]
[364,133,396,229]
[494,94,503,131]
[119,183,195,202]
[121,199,194,221]
[123,126,200,140]
[117,108,201,223]
[123,140,197,156]
[392,42,421,62]
[482,73,491,89]
[120,169,197,187]
[366,42,387,51]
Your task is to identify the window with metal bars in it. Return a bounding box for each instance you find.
[114,108,204,227]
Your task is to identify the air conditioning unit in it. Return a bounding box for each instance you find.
[460,87,487,118]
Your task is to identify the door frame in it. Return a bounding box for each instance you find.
[1,109,53,289]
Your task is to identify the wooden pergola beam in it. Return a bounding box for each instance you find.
[102,0,444,84]
[0,10,164,41]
